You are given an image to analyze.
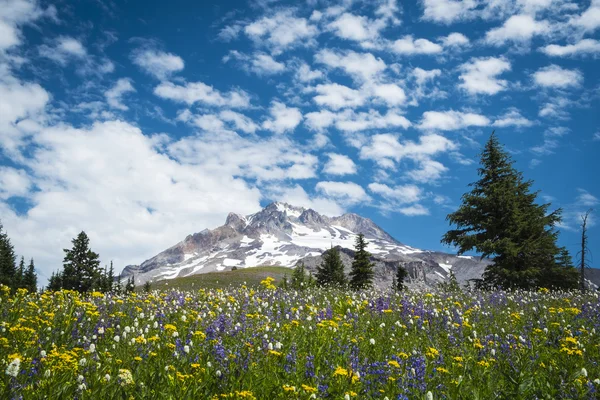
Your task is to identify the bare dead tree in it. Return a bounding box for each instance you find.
[579,209,593,292]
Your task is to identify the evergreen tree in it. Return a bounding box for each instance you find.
[107,261,115,293]
[442,132,577,290]
[143,280,152,293]
[125,276,135,294]
[315,246,346,287]
[47,271,62,291]
[62,231,101,293]
[23,258,37,292]
[15,256,25,289]
[0,221,17,289]
[291,262,307,289]
[395,264,408,291]
[349,234,375,290]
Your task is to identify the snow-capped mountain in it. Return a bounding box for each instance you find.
[121,202,492,287]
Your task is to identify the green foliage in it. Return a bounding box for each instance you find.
[442,132,577,291]
[316,246,346,287]
[291,262,308,290]
[61,231,102,293]
[395,264,408,291]
[438,271,461,293]
[23,258,37,293]
[143,280,152,293]
[349,233,375,290]
[0,221,17,289]
[125,275,135,294]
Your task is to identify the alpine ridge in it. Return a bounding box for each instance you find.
[121,202,493,287]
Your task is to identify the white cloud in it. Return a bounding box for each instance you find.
[577,188,599,206]
[594,131,600,141]
[267,184,344,216]
[305,109,411,133]
[315,49,386,82]
[485,14,550,46]
[224,51,286,76]
[262,101,302,134]
[0,0,49,51]
[219,110,258,134]
[360,133,457,183]
[315,181,370,206]
[391,35,443,55]
[327,12,384,43]
[492,108,534,127]
[531,138,558,155]
[295,62,323,82]
[244,10,318,54]
[458,57,511,95]
[0,166,31,199]
[323,153,357,176]
[440,32,470,47]
[419,110,490,131]
[569,0,600,33]
[368,182,422,204]
[541,39,600,57]
[532,65,583,88]
[38,36,87,65]
[131,49,184,80]
[313,83,366,110]
[372,83,407,106]
[105,78,135,111]
[153,81,251,108]
[396,204,430,216]
[420,0,477,24]
[0,70,49,156]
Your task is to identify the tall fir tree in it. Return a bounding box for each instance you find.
[395,264,408,291]
[23,258,37,293]
[315,246,346,287]
[107,261,115,293]
[62,231,101,293]
[349,234,375,290]
[291,262,307,289]
[0,221,17,289]
[47,271,62,291]
[15,256,25,289]
[442,132,577,290]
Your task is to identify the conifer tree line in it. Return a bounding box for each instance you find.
[47,231,135,294]
[442,132,579,291]
[0,221,37,292]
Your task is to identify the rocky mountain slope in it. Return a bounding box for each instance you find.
[121,202,495,287]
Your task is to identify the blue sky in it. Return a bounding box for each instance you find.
[1,0,599,283]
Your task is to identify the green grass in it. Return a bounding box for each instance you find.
[143,266,291,291]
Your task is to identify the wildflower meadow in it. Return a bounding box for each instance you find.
[1,280,599,399]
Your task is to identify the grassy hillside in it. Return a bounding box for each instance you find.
[141,266,292,291]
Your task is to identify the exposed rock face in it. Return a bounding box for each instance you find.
[120,201,495,287]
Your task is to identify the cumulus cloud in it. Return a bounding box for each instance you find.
[569,0,600,33]
[458,57,511,95]
[541,39,600,57]
[153,81,251,108]
[440,32,470,47]
[492,108,534,128]
[368,182,422,204]
[532,65,583,88]
[131,49,184,80]
[295,62,323,82]
[315,181,370,206]
[305,109,410,133]
[105,78,135,111]
[38,36,87,65]
[485,15,550,46]
[419,110,490,131]
[244,10,318,54]
[266,184,344,216]
[327,12,385,44]
[312,83,366,110]
[262,101,302,134]
[315,49,386,82]
[224,51,286,76]
[360,133,457,183]
[420,0,477,24]
[390,35,443,55]
[323,153,357,176]
[0,166,31,199]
